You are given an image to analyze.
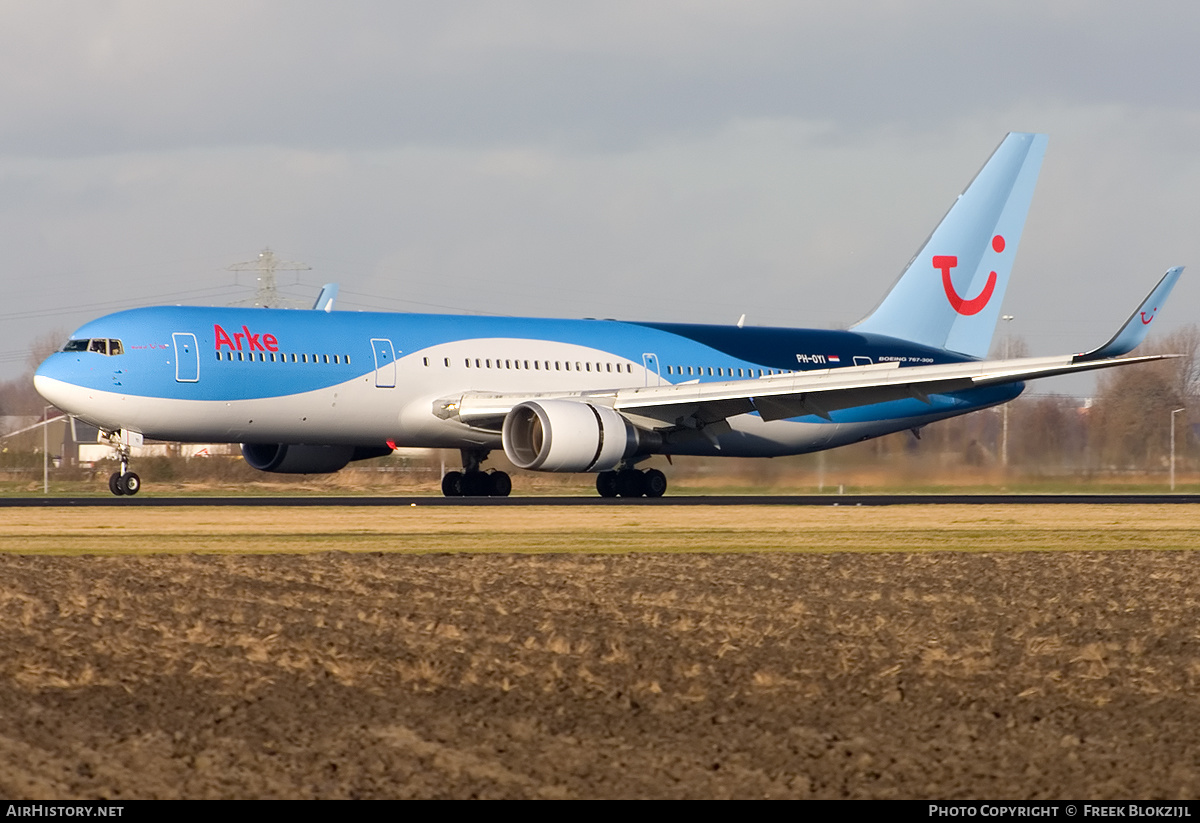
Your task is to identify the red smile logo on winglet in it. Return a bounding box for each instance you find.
[934,235,1004,316]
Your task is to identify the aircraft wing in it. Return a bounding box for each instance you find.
[609,352,1171,428]
[437,267,1182,432]
[438,351,1173,431]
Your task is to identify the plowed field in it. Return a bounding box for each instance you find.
[1,506,1198,799]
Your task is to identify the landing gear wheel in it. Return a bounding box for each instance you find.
[596,471,619,498]
[461,471,490,497]
[100,429,140,497]
[118,472,141,496]
[489,471,512,497]
[616,469,646,498]
[443,449,504,498]
[643,468,667,498]
[441,471,463,497]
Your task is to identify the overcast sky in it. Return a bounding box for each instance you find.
[4,1,1199,390]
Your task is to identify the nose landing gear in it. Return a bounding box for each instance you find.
[102,429,141,496]
[108,470,141,496]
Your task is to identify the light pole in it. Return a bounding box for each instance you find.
[1171,407,1186,491]
[43,405,52,495]
[1001,315,1015,468]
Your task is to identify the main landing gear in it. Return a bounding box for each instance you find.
[441,448,512,497]
[438,450,669,499]
[595,467,667,499]
[102,430,141,496]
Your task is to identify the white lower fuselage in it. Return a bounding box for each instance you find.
[36,324,1013,462]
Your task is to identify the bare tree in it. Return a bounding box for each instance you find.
[1088,326,1199,470]
[1,329,68,416]
[1158,325,1200,400]
[1009,394,1087,470]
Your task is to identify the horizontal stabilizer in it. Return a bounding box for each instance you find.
[1074,267,1183,362]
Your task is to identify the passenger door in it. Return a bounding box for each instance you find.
[371,338,397,388]
[172,333,199,383]
[642,352,661,387]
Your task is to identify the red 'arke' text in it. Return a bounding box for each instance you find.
[214,324,278,352]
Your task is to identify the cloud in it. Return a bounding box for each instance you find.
[3,2,1199,156]
[4,1,1200,384]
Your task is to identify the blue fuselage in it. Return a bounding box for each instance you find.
[34,306,1023,458]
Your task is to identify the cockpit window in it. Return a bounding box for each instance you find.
[64,338,124,356]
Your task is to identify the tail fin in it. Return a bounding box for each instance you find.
[853,132,1047,358]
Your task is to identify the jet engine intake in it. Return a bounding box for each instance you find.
[502,399,645,472]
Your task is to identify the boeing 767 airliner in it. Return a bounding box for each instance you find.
[34,133,1182,497]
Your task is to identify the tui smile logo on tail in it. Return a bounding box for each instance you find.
[934,235,1005,316]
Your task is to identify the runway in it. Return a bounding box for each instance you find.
[5,493,1200,507]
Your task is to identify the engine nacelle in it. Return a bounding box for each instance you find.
[502,399,641,472]
[240,443,371,474]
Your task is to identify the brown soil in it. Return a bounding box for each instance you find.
[1,551,1198,799]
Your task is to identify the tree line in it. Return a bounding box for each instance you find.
[885,326,1200,474]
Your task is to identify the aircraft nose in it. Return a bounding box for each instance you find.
[33,354,74,408]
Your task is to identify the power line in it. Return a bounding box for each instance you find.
[0,285,240,323]
[227,248,311,308]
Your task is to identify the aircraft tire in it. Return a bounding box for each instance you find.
[461,471,489,497]
[596,471,619,498]
[489,470,512,497]
[616,469,646,498]
[109,472,125,496]
[119,472,141,496]
[441,471,463,497]
[643,468,667,498]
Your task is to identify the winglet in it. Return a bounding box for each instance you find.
[313,283,339,313]
[1073,267,1183,362]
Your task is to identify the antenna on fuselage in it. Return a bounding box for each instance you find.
[227,248,312,308]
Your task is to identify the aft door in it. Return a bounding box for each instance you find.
[371,338,397,388]
[172,333,199,383]
[642,352,661,386]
